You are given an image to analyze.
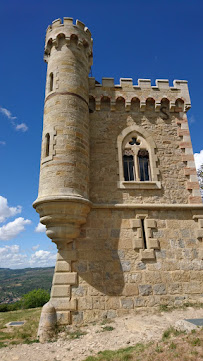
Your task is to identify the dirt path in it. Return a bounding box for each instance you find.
[0,307,202,361]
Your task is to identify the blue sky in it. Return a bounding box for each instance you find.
[0,0,203,269]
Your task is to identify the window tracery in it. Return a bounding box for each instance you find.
[117,125,161,189]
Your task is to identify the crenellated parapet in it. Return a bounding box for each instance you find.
[44,18,93,67]
[89,77,191,112]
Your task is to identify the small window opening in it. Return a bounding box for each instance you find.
[138,150,150,181]
[49,73,53,92]
[123,155,135,181]
[45,133,50,157]
[141,219,147,249]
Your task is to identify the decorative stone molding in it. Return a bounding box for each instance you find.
[33,197,91,244]
[131,216,159,261]
[117,125,161,189]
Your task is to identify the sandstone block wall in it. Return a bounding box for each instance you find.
[71,208,203,323]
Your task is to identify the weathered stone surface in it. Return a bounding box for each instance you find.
[153,284,167,295]
[139,284,153,296]
[53,272,77,285]
[121,298,134,309]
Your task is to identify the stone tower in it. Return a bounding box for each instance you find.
[34,17,203,340]
[33,18,93,326]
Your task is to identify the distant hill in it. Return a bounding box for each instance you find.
[0,267,54,303]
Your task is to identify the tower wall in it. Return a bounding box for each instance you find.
[38,18,93,200]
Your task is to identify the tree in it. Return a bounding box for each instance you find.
[197,164,203,200]
[21,289,50,309]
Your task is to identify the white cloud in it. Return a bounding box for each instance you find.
[194,150,203,170]
[0,245,56,269]
[35,222,46,233]
[0,196,22,223]
[0,141,6,146]
[0,245,27,268]
[29,250,57,267]
[0,106,28,132]
[31,244,40,251]
[0,217,31,241]
[15,123,28,132]
[0,107,17,120]
[188,115,196,124]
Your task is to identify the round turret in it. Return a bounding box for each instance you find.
[33,18,93,243]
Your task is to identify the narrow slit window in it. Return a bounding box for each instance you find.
[141,219,147,249]
[45,133,50,157]
[49,72,53,92]
[123,155,135,181]
[138,149,150,181]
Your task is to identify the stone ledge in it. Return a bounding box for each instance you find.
[118,181,161,190]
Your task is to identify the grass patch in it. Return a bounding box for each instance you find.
[162,326,185,341]
[169,342,177,350]
[102,326,114,332]
[190,337,201,346]
[83,329,203,361]
[159,302,203,313]
[84,344,145,361]
[0,307,41,347]
[101,319,114,326]
[68,330,87,339]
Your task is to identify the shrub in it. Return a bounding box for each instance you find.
[21,289,50,309]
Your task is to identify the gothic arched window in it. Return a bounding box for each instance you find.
[122,136,151,182]
[138,149,150,181]
[123,154,135,181]
[117,125,161,189]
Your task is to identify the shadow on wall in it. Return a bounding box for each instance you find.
[72,209,129,296]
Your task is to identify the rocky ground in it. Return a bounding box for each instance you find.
[0,307,202,361]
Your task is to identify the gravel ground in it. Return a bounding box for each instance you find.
[0,307,202,361]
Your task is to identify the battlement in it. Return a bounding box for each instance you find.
[44,18,93,63]
[89,77,191,112]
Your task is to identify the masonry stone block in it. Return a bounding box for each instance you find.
[139,284,153,296]
[132,238,143,249]
[131,219,141,228]
[121,298,134,309]
[55,261,71,272]
[53,272,77,285]
[145,219,157,228]
[51,285,71,298]
[56,311,71,325]
[148,238,160,249]
[140,249,155,260]
[153,284,167,295]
